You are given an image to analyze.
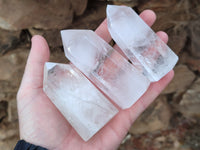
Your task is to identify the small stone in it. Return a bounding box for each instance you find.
[0,127,18,140]
[61,29,150,109]
[0,123,19,150]
[0,101,8,122]
[43,62,118,141]
[167,26,187,55]
[107,5,178,82]
[0,80,18,101]
[0,48,29,81]
[180,52,200,72]
[70,0,88,16]
[68,4,106,30]
[188,17,200,58]
[178,78,200,118]
[0,136,19,150]
[7,99,18,122]
[129,96,171,134]
[162,65,196,94]
[0,29,20,54]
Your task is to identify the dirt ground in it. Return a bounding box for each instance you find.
[0,0,200,149]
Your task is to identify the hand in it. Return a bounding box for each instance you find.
[17,10,174,150]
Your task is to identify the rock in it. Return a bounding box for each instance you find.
[122,125,187,150]
[113,1,138,7]
[129,96,171,134]
[188,17,200,58]
[138,0,199,31]
[0,29,20,54]
[121,134,132,144]
[29,2,105,49]
[180,52,200,72]
[7,99,18,122]
[49,48,69,64]
[0,48,28,108]
[152,133,183,150]
[0,80,17,93]
[167,25,187,55]
[119,134,134,150]
[68,4,106,30]
[0,48,29,81]
[162,65,196,94]
[187,59,200,72]
[0,0,87,31]
[0,127,18,140]
[0,123,19,150]
[29,29,62,48]
[28,28,44,36]
[184,125,200,150]
[0,137,19,150]
[178,78,200,118]
[70,0,88,16]
[0,80,18,101]
[0,101,8,122]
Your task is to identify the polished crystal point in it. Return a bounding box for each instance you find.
[43,62,118,141]
[61,30,150,109]
[107,5,178,82]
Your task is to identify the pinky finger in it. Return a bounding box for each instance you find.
[156,31,168,44]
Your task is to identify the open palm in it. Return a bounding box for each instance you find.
[17,10,174,150]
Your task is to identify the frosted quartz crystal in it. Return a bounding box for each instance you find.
[61,30,150,109]
[43,62,118,141]
[107,5,178,82]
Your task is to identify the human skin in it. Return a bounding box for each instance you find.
[17,10,174,150]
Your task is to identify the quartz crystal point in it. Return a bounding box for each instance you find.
[107,5,178,82]
[61,30,150,109]
[43,62,118,141]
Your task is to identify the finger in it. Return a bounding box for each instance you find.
[95,9,156,44]
[95,19,112,43]
[20,35,50,90]
[139,10,156,27]
[157,31,168,43]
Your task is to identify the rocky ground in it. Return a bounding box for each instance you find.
[0,0,200,149]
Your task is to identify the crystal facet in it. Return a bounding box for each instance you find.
[61,30,151,109]
[107,5,178,82]
[43,62,118,141]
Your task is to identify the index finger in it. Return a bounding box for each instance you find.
[95,9,157,43]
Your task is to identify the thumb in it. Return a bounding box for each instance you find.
[19,35,50,91]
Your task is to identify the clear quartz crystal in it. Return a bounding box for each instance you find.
[43,62,118,141]
[107,5,178,82]
[61,30,150,109]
